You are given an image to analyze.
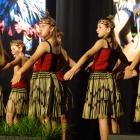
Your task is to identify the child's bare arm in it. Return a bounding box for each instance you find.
[12,42,49,84]
[1,56,21,71]
[128,51,140,70]
[60,47,76,67]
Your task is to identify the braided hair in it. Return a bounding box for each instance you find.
[98,15,118,49]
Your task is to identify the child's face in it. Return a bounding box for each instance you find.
[11,45,22,58]
[96,23,110,38]
[14,22,22,34]
[39,23,53,40]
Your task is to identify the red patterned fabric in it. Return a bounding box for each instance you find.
[33,53,53,72]
[91,48,111,71]
[33,59,41,72]
[41,54,53,71]
[33,52,64,81]
[55,71,64,81]
[12,79,27,88]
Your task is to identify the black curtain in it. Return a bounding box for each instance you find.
[56,0,113,60]
[46,0,56,18]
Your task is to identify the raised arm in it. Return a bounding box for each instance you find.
[12,42,50,84]
[113,47,129,73]
[64,39,104,80]
[127,51,140,70]
[60,47,76,67]
[72,40,103,70]
[1,56,21,71]
[16,42,50,75]
[124,51,140,79]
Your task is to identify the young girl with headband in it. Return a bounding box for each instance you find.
[64,17,129,140]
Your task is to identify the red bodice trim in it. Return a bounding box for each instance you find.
[91,49,111,71]
[12,79,27,88]
[33,53,53,72]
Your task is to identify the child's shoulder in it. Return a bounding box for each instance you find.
[38,41,52,52]
[95,39,108,47]
[21,55,28,64]
[96,38,107,43]
[39,41,51,46]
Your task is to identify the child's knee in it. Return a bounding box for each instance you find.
[6,100,15,113]
[61,115,67,123]
[6,112,14,124]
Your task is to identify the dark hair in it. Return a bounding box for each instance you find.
[98,15,118,49]
[39,10,56,26]
[39,11,63,53]
[98,15,115,30]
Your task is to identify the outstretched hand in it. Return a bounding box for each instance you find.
[11,70,22,84]
[124,66,137,79]
[64,69,76,80]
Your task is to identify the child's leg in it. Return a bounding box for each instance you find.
[6,100,15,125]
[45,117,52,131]
[111,118,120,134]
[60,114,68,140]
[51,119,58,130]
[98,118,109,140]
[13,114,18,125]
[40,116,52,131]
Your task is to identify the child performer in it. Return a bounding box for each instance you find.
[1,40,29,125]
[12,12,76,140]
[54,30,77,140]
[64,17,129,140]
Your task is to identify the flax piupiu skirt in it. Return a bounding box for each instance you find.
[28,71,72,119]
[6,88,27,115]
[82,72,123,119]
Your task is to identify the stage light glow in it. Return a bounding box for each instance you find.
[0,0,46,56]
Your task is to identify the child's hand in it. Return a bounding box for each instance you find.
[11,70,22,84]
[131,69,138,77]
[124,67,137,79]
[64,69,75,80]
